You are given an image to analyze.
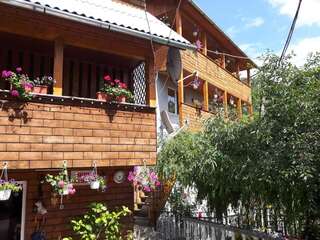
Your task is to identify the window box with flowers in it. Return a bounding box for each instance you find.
[96,75,134,103]
[31,76,55,94]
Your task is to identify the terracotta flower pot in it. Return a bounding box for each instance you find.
[96,92,112,102]
[33,85,48,94]
[116,96,126,103]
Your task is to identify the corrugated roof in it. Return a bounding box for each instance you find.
[1,0,195,50]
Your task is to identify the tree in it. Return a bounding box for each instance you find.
[157,52,320,238]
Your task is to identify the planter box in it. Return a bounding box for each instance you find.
[96,92,111,102]
[33,85,48,94]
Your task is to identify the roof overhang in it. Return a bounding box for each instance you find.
[0,0,196,50]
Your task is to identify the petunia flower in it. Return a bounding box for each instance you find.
[10,90,19,97]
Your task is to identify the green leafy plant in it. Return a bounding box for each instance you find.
[63,202,131,240]
[1,68,33,100]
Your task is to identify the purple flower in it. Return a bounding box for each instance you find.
[143,186,151,192]
[16,67,22,73]
[11,90,19,97]
[127,171,135,182]
[1,70,13,78]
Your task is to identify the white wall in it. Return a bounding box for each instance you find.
[156,74,180,136]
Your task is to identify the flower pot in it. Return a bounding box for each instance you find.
[116,96,126,103]
[96,92,112,102]
[0,189,12,201]
[33,85,48,94]
[90,181,100,190]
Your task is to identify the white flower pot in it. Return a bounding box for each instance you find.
[90,181,100,190]
[63,188,69,196]
[0,189,12,201]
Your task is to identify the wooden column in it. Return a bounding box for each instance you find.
[146,58,156,107]
[203,81,209,111]
[223,91,228,118]
[178,70,184,126]
[221,54,226,69]
[247,69,251,85]
[175,8,182,35]
[236,61,241,79]
[201,32,207,56]
[237,98,242,119]
[53,39,64,95]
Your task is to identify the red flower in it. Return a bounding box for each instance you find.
[16,67,22,73]
[114,79,120,84]
[104,75,112,82]
[120,83,127,89]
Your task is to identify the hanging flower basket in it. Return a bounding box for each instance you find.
[128,165,160,192]
[0,163,22,201]
[45,161,76,209]
[77,163,107,191]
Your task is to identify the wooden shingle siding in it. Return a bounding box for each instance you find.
[0,100,157,169]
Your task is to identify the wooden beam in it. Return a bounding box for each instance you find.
[201,32,207,56]
[176,8,182,35]
[146,58,156,107]
[249,103,254,119]
[237,98,242,119]
[247,69,251,85]
[53,39,64,96]
[221,54,226,69]
[223,91,228,118]
[203,80,209,111]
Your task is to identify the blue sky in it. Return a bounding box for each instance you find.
[194,0,320,65]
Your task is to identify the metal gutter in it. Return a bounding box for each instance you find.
[1,0,196,50]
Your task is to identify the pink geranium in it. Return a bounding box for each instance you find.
[2,70,13,78]
[10,90,19,97]
[16,67,22,73]
[58,180,65,188]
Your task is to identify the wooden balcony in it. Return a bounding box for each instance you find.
[182,50,252,103]
[0,91,156,169]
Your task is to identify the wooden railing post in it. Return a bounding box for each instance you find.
[203,80,209,111]
[53,39,64,96]
[201,32,207,56]
[237,98,242,119]
[247,69,251,85]
[236,61,240,79]
[223,91,228,118]
[221,54,226,69]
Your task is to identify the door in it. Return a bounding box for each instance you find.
[0,181,26,240]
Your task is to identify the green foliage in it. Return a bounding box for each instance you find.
[0,180,22,192]
[64,203,131,240]
[157,52,320,237]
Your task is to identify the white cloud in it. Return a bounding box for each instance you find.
[245,17,265,28]
[226,26,239,37]
[268,0,320,27]
[288,36,320,66]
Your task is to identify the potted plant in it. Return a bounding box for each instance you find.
[1,67,33,100]
[31,76,55,94]
[128,166,160,192]
[0,179,22,201]
[96,75,133,103]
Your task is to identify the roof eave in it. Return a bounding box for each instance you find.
[2,0,196,50]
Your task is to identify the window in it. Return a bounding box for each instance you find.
[168,88,177,114]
